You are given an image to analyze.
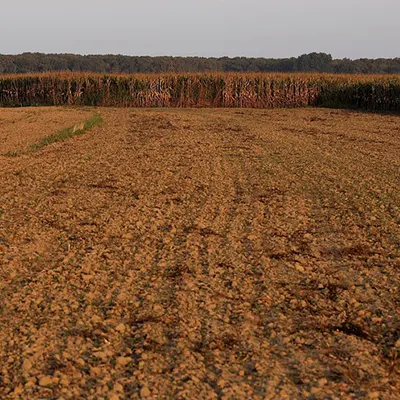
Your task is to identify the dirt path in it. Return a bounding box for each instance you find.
[0,108,399,399]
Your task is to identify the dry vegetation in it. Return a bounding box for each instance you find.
[1,73,400,112]
[0,107,399,399]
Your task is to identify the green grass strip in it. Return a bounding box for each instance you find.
[2,114,103,157]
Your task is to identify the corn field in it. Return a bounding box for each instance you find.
[0,73,399,112]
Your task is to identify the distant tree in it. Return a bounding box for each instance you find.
[1,53,400,75]
[296,53,333,72]
[0,55,17,73]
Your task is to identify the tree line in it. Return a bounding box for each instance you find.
[1,52,400,74]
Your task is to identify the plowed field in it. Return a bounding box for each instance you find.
[0,107,399,399]
[0,107,93,154]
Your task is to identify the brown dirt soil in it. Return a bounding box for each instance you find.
[0,107,399,399]
[0,107,93,154]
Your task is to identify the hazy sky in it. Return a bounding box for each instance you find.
[1,0,399,59]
